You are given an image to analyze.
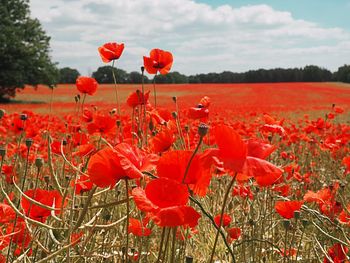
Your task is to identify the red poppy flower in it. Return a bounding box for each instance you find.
[128,218,152,237]
[156,149,217,196]
[76,76,98,96]
[261,124,286,136]
[88,143,158,188]
[187,106,209,120]
[21,189,65,222]
[324,243,349,263]
[214,213,232,227]
[243,157,283,187]
[246,139,276,160]
[0,203,15,224]
[143,49,173,75]
[132,178,200,228]
[213,124,247,173]
[72,174,93,195]
[227,227,241,243]
[126,90,150,108]
[98,42,124,63]
[150,127,175,153]
[87,114,115,134]
[342,156,350,175]
[338,204,350,226]
[275,200,303,219]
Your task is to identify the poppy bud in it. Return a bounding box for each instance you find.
[198,123,209,137]
[110,108,117,115]
[293,211,300,219]
[282,219,291,229]
[141,66,145,73]
[116,120,121,127]
[44,175,50,184]
[184,125,189,133]
[74,95,79,103]
[0,148,6,158]
[185,256,194,263]
[62,139,67,146]
[77,94,81,101]
[0,109,5,119]
[25,138,33,148]
[172,111,177,119]
[35,157,44,169]
[20,113,28,121]
[301,219,309,228]
[172,96,177,103]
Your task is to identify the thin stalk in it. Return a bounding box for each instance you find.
[152,73,158,108]
[157,228,167,262]
[170,227,177,263]
[125,179,130,262]
[209,174,237,263]
[111,60,121,117]
[182,136,203,184]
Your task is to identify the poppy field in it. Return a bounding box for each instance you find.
[0,44,350,263]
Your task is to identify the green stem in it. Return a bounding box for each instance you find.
[182,136,203,184]
[208,174,237,263]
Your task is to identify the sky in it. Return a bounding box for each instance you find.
[30,0,350,75]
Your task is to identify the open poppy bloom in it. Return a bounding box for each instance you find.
[128,218,152,237]
[86,113,115,134]
[88,143,158,188]
[156,149,219,196]
[143,49,173,75]
[149,126,175,153]
[227,227,241,243]
[98,42,124,63]
[213,124,247,173]
[132,177,201,227]
[214,213,231,227]
[126,90,150,108]
[76,76,98,96]
[21,189,66,222]
[275,200,303,219]
[324,243,349,263]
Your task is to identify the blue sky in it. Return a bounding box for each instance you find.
[30,0,350,75]
[200,0,350,30]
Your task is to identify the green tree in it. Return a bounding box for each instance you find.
[92,66,129,83]
[0,0,58,100]
[59,67,80,84]
[335,65,350,83]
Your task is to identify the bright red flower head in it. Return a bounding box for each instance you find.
[21,189,65,222]
[214,213,232,227]
[132,178,201,228]
[213,124,247,173]
[275,200,303,219]
[98,42,124,63]
[126,90,150,108]
[88,143,158,188]
[76,76,98,96]
[324,243,349,263]
[143,48,173,75]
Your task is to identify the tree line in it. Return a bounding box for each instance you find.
[60,65,350,84]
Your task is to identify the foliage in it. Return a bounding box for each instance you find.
[59,67,80,84]
[0,0,58,100]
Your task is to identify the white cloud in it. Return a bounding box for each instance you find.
[30,0,350,75]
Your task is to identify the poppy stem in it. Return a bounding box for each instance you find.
[209,174,237,263]
[141,67,147,147]
[157,227,166,262]
[111,60,121,117]
[170,227,177,263]
[153,73,157,108]
[182,136,203,184]
[125,178,130,262]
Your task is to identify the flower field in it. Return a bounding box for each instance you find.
[1,54,350,262]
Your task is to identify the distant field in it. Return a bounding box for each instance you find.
[2,82,350,118]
